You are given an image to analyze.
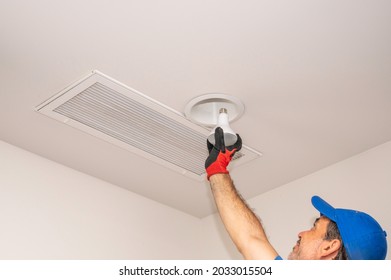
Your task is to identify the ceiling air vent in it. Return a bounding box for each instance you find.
[36,70,262,181]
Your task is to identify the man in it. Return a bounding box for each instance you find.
[205,127,388,260]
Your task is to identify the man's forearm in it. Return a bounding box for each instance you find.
[209,173,278,259]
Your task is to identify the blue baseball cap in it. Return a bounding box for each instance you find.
[311,195,387,260]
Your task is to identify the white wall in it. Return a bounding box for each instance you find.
[200,140,391,260]
[0,140,201,259]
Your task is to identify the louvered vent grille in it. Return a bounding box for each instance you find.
[36,71,260,180]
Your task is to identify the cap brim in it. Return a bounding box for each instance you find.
[311,195,337,221]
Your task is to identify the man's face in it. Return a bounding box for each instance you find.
[288,216,331,260]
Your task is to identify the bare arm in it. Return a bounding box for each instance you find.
[209,173,279,260]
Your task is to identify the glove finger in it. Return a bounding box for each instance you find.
[227,133,242,152]
[235,133,242,151]
[215,127,226,153]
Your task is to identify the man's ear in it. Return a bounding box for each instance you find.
[320,239,342,260]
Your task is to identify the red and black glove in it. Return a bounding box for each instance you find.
[205,127,242,180]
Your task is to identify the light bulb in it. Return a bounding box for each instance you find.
[207,108,238,146]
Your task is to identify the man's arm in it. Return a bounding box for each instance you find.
[209,173,279,260]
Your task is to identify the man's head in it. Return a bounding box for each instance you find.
[312,195,387,260]
[288,216,344,260]
[289,196,387,260]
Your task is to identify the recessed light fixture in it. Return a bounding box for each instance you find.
[184,93,245,145]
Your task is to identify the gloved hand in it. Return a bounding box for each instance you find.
[205,127,242,180]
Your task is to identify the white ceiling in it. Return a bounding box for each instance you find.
[1,0,391,218]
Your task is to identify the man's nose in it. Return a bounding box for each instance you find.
[298,231,306,239]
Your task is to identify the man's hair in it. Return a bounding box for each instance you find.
[324,219,348,260]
